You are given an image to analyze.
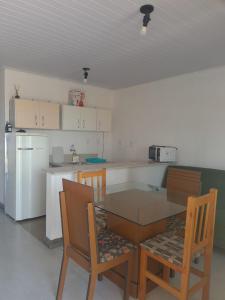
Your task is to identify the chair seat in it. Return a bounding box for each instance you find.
[98,230,136,263]
[141,231,201,266]
[166,216,185,236]
[95,209,107,233]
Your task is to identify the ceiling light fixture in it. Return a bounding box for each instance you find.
[140,4,154,36]
[83,67,90,83]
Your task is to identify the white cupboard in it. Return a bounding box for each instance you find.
[10,99,111,132]
[61,105,81,130]
[39,102,60,129]
[11,99,60,129]
[96,109,111,132]
[62,105,96,131]
[13,99,39,129]
[80,107,97,131]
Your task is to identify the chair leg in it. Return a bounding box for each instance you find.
[86,272,97,300]
[170,269,175,278]
[138,249,148,300]
[180,270,190,300]
[202,249,213,300]
[98,274,103,281]
[124,257,132,300]
[56,254,69,300]
[163,266,170,283]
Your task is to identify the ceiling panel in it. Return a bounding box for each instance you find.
[0,0,225,89]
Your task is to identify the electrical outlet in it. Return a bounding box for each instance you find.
[70,144,75,152]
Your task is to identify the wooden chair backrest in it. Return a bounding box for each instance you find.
[183,189,217,267]
[87,202,99,266]
[60,179,94,257]
[166,167,201,205]
[77,169,106,199]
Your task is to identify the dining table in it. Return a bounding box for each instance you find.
[94,181,186,298]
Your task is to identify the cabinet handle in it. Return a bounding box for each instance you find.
[77,119,80,128]
[35,115,38,126]
[83,120,85,128]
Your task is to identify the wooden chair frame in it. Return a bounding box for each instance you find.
[77,169,106,198]
[57,186,133,300]
[138,189,217,300]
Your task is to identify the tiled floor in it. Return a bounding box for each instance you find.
[0,209,224,300]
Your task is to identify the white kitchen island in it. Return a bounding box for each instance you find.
[46,161,169,242]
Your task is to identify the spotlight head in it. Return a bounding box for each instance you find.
[140,26,147,36]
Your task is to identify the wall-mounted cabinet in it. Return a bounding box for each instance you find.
[39,101,60,129]
[10,100,111,132]
[10,99,60,130]
[96,109,111,132]
[62,105,98,131]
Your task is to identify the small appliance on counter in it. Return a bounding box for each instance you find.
[51,146,64,167]
[70,144,80,164]
[5,122,13,132]
[149,145,177,162]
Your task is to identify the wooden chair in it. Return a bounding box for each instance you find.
[77,169,107,232]
[166,167,201,206]
[165,167,202,235]
[138,188,217,300]
[57,179,135,300]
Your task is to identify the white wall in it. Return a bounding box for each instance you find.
[0,69,5,205]
[4,68,114,157]
[0,68,114,205]
[112,65,225,169]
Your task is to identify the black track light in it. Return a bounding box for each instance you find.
[140,4,154,35]
[83,67,90,83]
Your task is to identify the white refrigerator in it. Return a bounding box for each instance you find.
[5,133,49,221]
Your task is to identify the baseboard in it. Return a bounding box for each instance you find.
[43,237,63,249]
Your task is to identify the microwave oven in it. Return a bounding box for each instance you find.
[149,145,177,162]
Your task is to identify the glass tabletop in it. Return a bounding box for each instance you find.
[94,182,186,226]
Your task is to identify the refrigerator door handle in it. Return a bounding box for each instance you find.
[17,147,34,150]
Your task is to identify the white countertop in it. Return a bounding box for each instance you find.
[46,161,168,174]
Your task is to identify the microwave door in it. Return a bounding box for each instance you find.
[157,148,160,161]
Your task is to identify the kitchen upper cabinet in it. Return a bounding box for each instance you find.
[13,99,39,129]
[96,109,111,132]
[11,99,60,129]
[62,105,81,130]
[62,105,96,131]
[80,107,96,131]
[39,102,60,129]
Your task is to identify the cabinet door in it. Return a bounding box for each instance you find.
[80,107,97,131]
[97,109,111,132]
[62,105,81,130]
[14,99,39,129]
[39,102,60,129]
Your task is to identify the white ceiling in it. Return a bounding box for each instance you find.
[1,0,225,89]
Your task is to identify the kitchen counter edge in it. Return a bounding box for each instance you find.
[45,161,170,174]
